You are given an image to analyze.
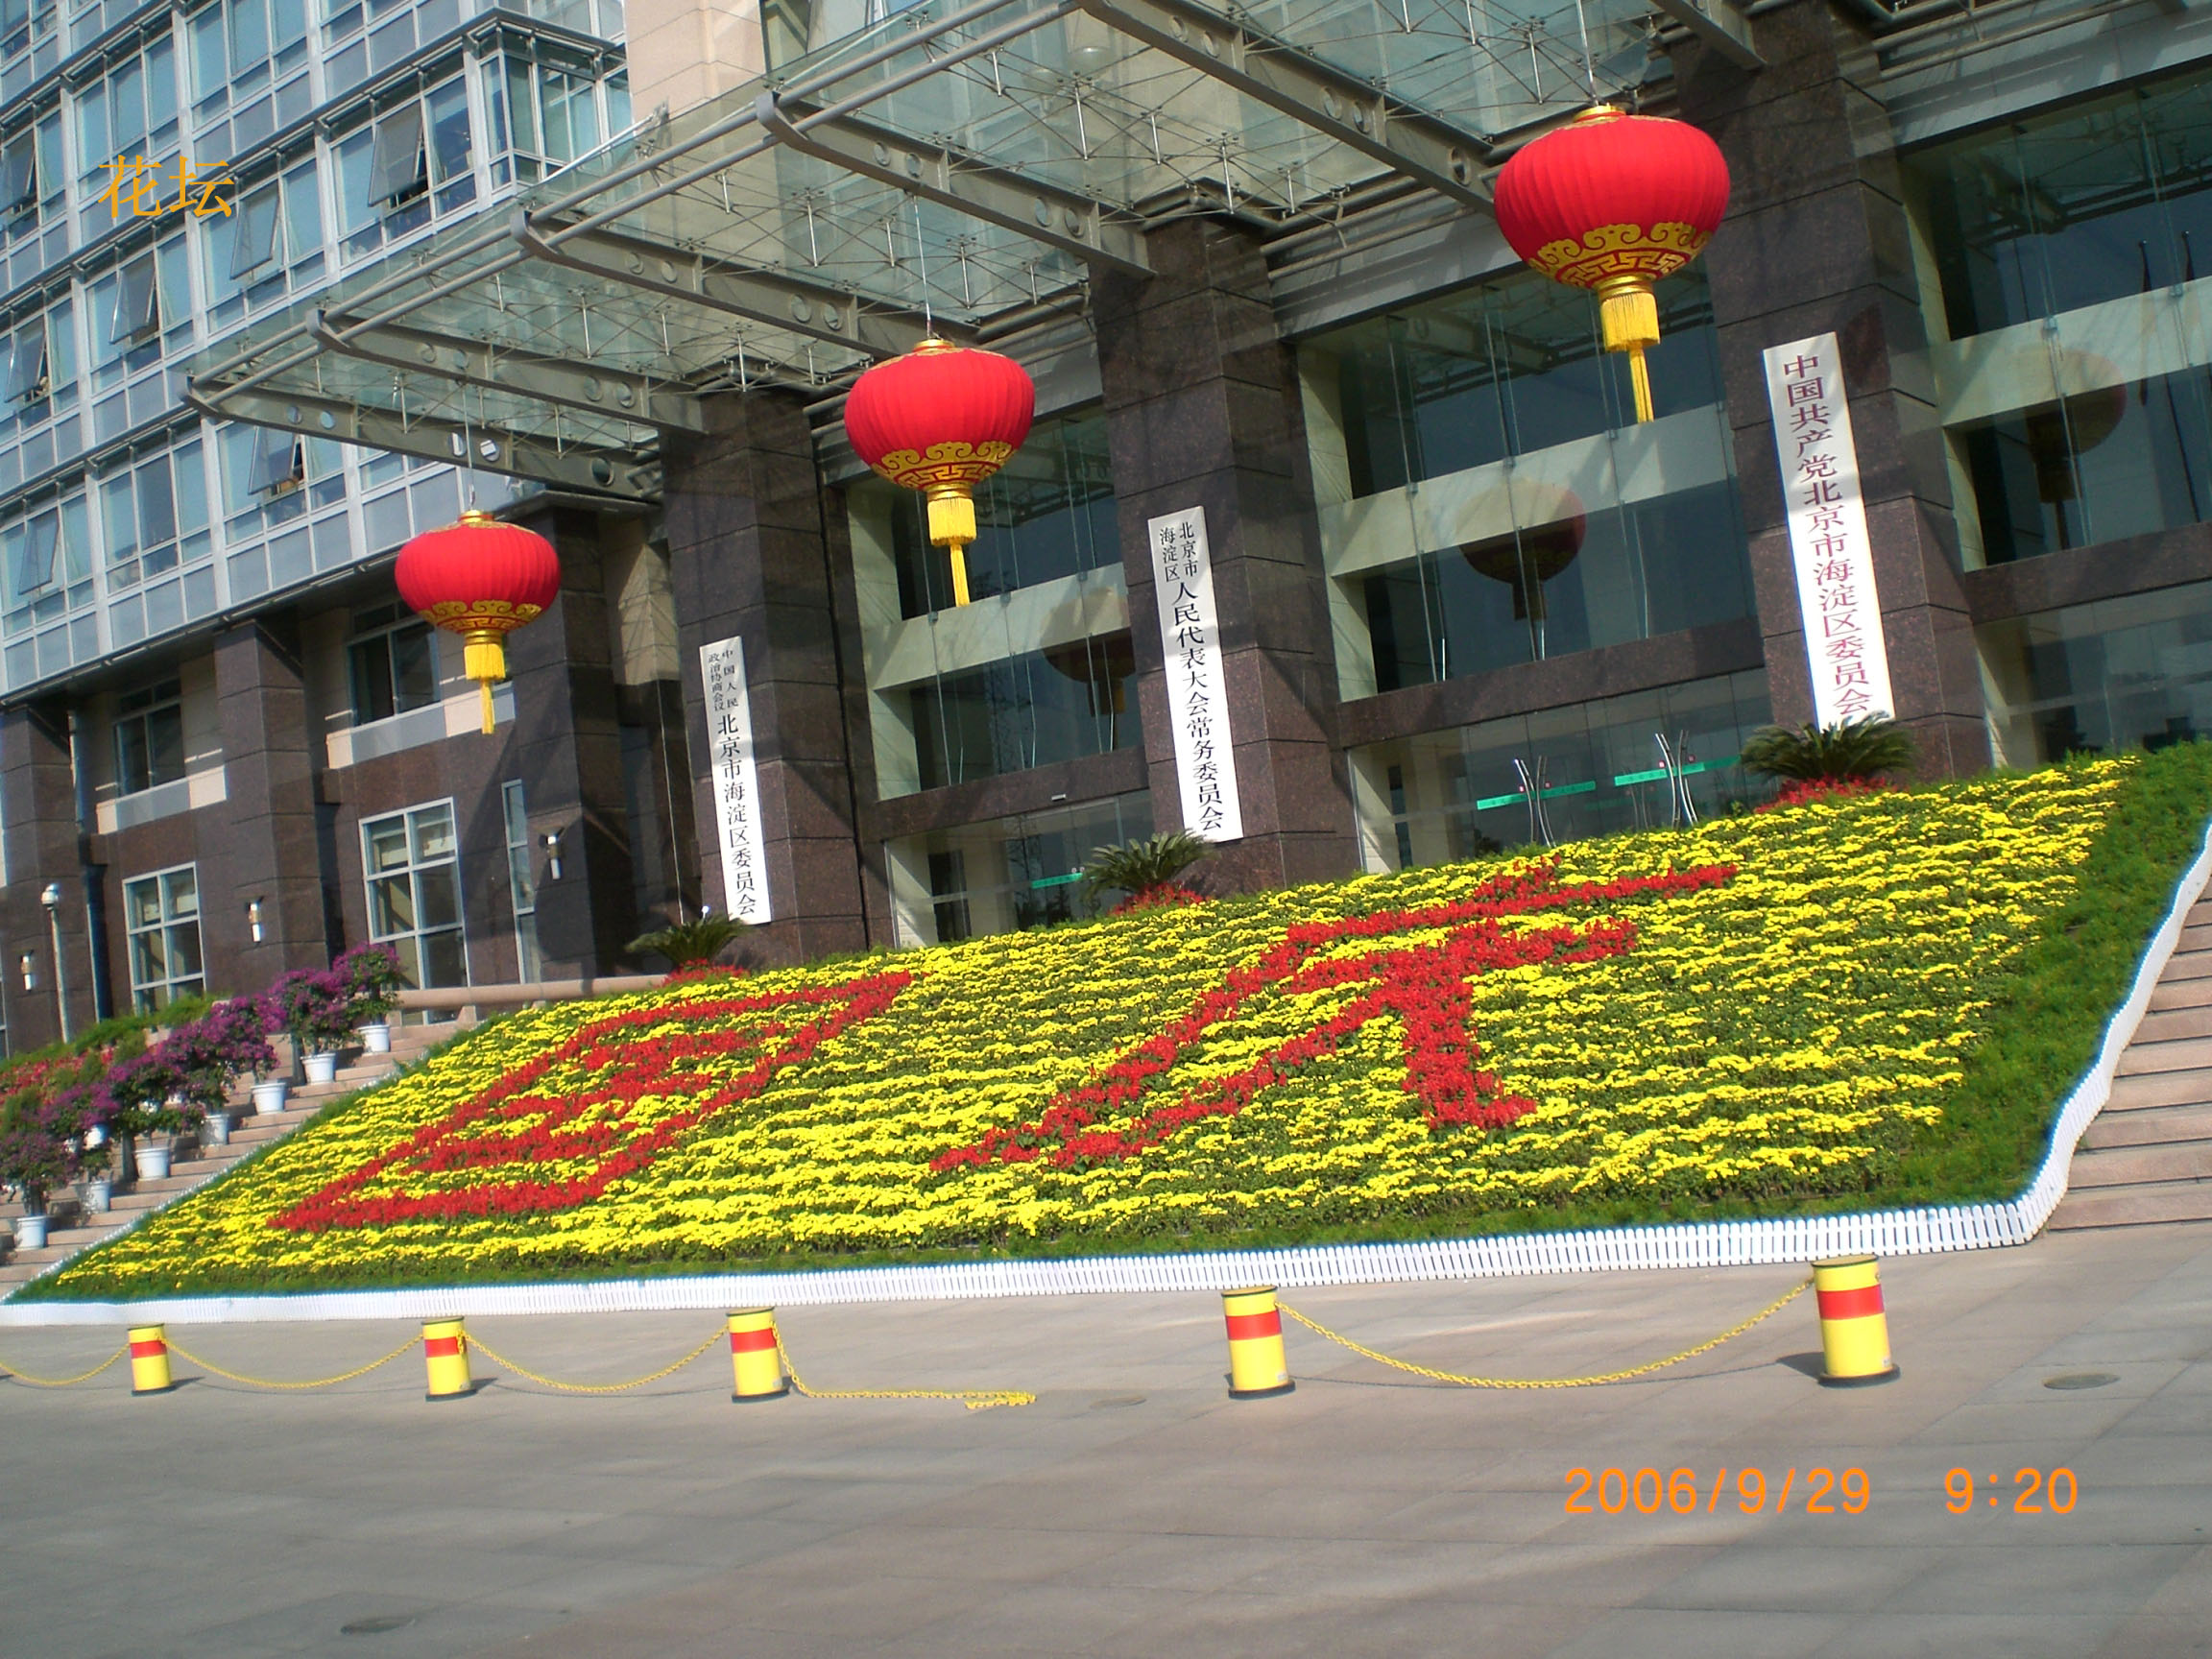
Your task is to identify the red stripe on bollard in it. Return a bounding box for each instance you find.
[1225,1310,1283,1341]
[423,1336,464,1358]
[729,1329,778,1354]
[129,1339,166,1358]
[1816,1285,1885,1322]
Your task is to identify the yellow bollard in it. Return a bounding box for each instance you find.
[128,1324,175,1395]
[422,1317,473,1401]
[727,1309,789,1402]
[1222,1286,1294,1399]
[1814,1257,1899,1386]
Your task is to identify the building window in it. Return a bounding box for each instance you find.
[908,634,1139,791]
[1979,579,2212,766]
[887,791,1153,947]
[348,603,439,723]
[503,780,541,982]
[363,800,467,991]
[1350,669,1773,870]
[114,678,185,795]
[123,863,204,1013]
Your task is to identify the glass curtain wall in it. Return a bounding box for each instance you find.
[1353,669,1772,870]
[1979,579,2212,765]
[1308,266,1752,695]
[887,790,1153,946]
[1908,72,2212,565]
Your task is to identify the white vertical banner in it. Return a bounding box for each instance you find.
[1763,331,1897,726]
[699,635,773,924]
[1147,506,1244,842]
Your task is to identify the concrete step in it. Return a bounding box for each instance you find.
[2157,949,2212,983]
[2081,1102,2212,1150]
[2148,974,2212,1012]
[2116,1034,2212,1076]
[2107,1067,2212,1110]
[2050,1180,2212,1229]
[2135,1003,2212,1042]
[2178,924,2212,953]
[2068,1141,2212,1188]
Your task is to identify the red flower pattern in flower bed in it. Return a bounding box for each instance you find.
[932,859,1735,1172]
[273,972,911,1232]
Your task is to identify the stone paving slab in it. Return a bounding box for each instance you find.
[2,1220,2209,1658]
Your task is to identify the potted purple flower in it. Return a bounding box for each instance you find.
[161,998,278,1145]
[41,1081,114,1214]
[103,1046,194,1181]
[335,943,405,1054]
[0,1091,77,1251]
[266,970,354,1087]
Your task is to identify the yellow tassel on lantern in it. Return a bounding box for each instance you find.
[464,632,505,734]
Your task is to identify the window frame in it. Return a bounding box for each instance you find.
[113,676,185,796]
[122,860,204,1014]
[360,797,469,993]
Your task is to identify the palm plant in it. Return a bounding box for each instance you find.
[628,913,749,969]
[1740,715,1916,783]
[1081,830,1208,903]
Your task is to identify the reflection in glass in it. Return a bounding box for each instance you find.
[1909,71,2212,339]
[889,790,1153,945]
[1979,579,2212,765]
[1362,482,1750,688]
[910,634,1139,791]
[1358,669,1772,868]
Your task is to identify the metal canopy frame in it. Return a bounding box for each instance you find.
[186,0,1696,501]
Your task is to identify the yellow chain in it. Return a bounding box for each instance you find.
[467,1329,723,1395]
[0,1346,127,1387]
[164,1335,420,1391]
[1280,1276,1812,1390]
[776,1336,1034,1411]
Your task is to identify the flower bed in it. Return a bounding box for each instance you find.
[27,752,2212,1300]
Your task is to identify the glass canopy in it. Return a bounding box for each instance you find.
[186,0,1668,498]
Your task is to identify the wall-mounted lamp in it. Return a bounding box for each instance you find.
[541,830,564,882]
[39,880,60,911]
[248,898,264,944]
[19,951,37,992]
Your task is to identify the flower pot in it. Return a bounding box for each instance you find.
[252,1079,289,1116]
[304,1051,340,1085]
[358,1022,392,1054]
[12,1213,47,1250]
[204,1111,231,1146]
[135,1138,173,1181]
[83,1177,112,1214]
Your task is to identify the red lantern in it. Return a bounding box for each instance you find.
[1493,106,1731,424]
[395,510,561,733]
[844,338,1035,608]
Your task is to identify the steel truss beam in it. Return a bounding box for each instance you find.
[310,310,709,432]
[757,94,1151,276]
[511,214,965,359]
[1071,0,1493,205]
[183,382,660,500]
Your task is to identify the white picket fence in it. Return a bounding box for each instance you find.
[7,819,2208,1329]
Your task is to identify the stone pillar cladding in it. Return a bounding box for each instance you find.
[0,702,90,1046]
[1093,217,1358,891]
[662,389,876,964]
[1672,5,1990,777]
[209,613,332,989]
[502,504,639,977]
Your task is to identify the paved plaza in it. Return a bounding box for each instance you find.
[3,1220,2209,1658]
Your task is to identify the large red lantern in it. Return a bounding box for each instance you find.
[1493,106,1730,424]
[395,510,561,733]
[844,338,1035,608]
